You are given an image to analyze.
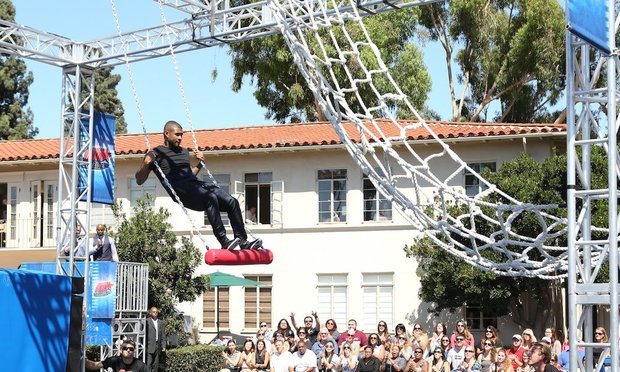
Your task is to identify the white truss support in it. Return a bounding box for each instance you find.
[567,1,620,371]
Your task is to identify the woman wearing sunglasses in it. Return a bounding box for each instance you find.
[377,321,391,344]
[476,340,495,372]
[340,343,358,372]
[430,347,450,372]
[405,347,429,372]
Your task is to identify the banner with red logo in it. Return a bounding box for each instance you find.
[80,112,116,205]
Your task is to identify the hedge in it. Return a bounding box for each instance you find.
[166,344,226,371]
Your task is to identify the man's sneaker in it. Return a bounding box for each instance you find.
[222,238,241,251]
[240,239,263,250]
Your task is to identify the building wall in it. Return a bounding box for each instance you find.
[0,136,559,345]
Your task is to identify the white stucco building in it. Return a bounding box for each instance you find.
[0,120,566,344]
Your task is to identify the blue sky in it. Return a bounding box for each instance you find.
[13,0,453,139]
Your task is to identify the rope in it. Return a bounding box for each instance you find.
[266,0,580,278]
[109,0,210,249]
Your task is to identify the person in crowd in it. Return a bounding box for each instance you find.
[526,342,560,372]
[385,345,408,372]
[377,321,391,343]
[89,224,119,262]
[405,347,429,372]
[291,312,321,344]
[396,333,412,360]
[146,306,166,372]
[447,335,467,371]
[240,339,256,372]
[286,330,297,353]
[294,328,313,352]
[494,348,514,372]
[517,352,533,372]
[341,329,361,357]
[429,346,450,372]
[292,340,318,372]
[451,320,475,348]
[254,339,271,372]
[476,339,496,372]
[256,330,272,352]
[594,326,608,343]
[556,342,584,372]
[221,340,242,372]
[340,343,359,372]
[521,329,537,350]
[135,120,262,250]
[326,319,340,341]
[367,333,386,361]
[458,346,481,372]
[62,223,86,257]
[86,339,146,372]
[259,321,273,342]
[542,328,561,359]
[393,324,408,343]
[318,340,340,372]
[481,326,502,350]
[431,323,448,350]
[338,319,368,347]
[313,327,339,357]
[382,338,393,361]
[439,336,452,360]
[271,339,294,372]
[507,334,525,371]
[356,346,381,372]
[274,319,294,340]
[411,324,430,355]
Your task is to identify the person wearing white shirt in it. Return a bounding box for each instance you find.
[292,341,317,372]
[271,340,294,372]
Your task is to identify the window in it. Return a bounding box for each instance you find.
[31,182,40,243]
[363,173,392,222]
[465,303,497,330]
[9,186,17,240]
[317,274,348,328]
[465,162,496,197]
[318,169,347,222]
[244,172,272,225]
[203,287,229,329]
[244,275,272,329]
[204,174,231,226]
[129,177,156,211]
[46,184,55,240]
[91,203,116,230]
[362,273,393,331]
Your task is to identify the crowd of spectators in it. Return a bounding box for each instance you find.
[218,314,610,372]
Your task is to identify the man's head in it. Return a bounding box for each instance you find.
[297,341,307,354]
[363,346,372,359]
[275,339,284,353]
[512,334,523,350]
[163,120,183,149]
[149,306,159,320]
[390,345,401,358]
[120,339,136,359]
[527,342,552,367]
[319,327,329,341]
[304,316,314,328]
[455,335,465,348]
[96,224,106,237]
[347,319,357,330]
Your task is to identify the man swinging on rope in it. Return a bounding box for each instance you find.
[135,120,262,250]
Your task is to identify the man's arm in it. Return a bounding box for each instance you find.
[312,311,320,333]
[135,151,156,185]
[110,237,119,262]
[290,312,299,331]
[192,150,205,176]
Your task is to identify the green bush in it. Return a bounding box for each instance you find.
[166,344,226,372]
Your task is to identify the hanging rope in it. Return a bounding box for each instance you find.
[109,0,210,249]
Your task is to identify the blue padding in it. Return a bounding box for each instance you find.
[567,0,611,54]
[0,269,72,371]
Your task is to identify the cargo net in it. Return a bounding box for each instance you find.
[268,0,594,278]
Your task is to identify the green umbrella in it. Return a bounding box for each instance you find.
[207,272,263,338]
[207,271,264,287]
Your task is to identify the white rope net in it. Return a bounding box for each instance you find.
[267,0,596,278]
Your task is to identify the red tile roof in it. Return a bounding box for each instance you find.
[0,120,566,162]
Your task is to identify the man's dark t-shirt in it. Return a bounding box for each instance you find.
[102,356,147,372]
[150,145,197,184]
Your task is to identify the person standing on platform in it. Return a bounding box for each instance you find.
[146,306,167,372]
[86,339,146,372]
[89,224,119,262]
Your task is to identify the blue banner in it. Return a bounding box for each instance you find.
[79,111,116,205]
[567,0,611,54]
[19,261,118,345]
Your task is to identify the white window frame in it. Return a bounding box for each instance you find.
[244,172,273,225]
[362,273,394,331]
[464,162,496,197]
[317,169,347,223]
[464,303,498,330]
[244,274,273,330]
[362,172,392,222]
[128,177,156,215]
[317,274,348,329]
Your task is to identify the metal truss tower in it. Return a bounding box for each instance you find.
[566,0,619,371]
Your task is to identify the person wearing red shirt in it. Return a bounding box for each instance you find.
[507,334,526,370]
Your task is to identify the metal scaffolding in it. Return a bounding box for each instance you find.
[566,0,619,371]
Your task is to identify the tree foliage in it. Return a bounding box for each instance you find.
[93,67,127,134]
[0,0,37,140]
[113,197,209,336]
[405,149,608,331]
[228,8,431,122]
[418,0,565,122]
